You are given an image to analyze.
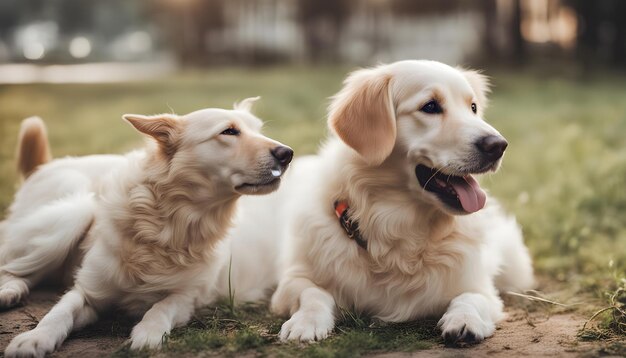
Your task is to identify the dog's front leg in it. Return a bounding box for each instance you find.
[129,292,196,350]
[272,277,336,342]
[5,288,98,358]
[437,291,504,346]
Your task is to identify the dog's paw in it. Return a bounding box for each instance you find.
[5,328,61,358]
[0,287,23,308]
[0,281,28,309]
[279,309,334,342]
[130,321,168,350]
[437,310,495,347]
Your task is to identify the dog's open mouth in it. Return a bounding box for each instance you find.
[415,165,486,214]
[235,177,281,195]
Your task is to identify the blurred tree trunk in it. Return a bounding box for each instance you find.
[148,0,224,66]
[297,0,348,63]
[510,0,525,65]
[57,0,93,34]
[570,0,599,73]
[482,0,499,60]
[612,0,626,67]
[0,0,19,41]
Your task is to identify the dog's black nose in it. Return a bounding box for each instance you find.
[475,135,508,161]
[271,146,294,166]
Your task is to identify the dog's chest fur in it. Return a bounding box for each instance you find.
[307,210,482,322]
[81,172,237,312]
[297,153,486,322]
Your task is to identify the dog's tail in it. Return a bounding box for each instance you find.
[16,116,51,180]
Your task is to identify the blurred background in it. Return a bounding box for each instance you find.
[0,0,625,331]
[0,0,625,75]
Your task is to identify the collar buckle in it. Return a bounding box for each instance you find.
[334,200,367,250]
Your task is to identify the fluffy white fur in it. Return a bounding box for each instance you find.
[1,99,292,357]
[217,60,534,345]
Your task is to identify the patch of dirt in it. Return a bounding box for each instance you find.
[0,289,131,357]
[0,290,617,357]
[376,307,615,358]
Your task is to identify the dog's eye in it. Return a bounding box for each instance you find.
[220,127,240,136]
[420,101,443,114]
[471,103,477,114]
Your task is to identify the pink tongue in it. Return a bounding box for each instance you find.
[450,175,486,213]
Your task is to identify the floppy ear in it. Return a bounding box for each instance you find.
[459,68,491,113]
[328,67,396,166]
[123,114,182,156]
[234,96,260,112]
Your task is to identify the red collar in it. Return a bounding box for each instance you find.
[334,200,367,250]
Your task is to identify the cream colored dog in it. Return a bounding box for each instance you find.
[1,98,293,357]
[219,60,534,346]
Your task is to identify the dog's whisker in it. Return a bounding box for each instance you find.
[423,166,447,190]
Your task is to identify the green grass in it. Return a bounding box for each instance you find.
[485,72,626,282]
[579,277,626,340]
[112,302,437,358]
[1,66,626,355]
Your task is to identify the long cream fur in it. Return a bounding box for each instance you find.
[2,101,292,357]
[217,60,534,345]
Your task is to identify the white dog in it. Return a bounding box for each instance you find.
[218,60,534,346]
[1,98,293,357]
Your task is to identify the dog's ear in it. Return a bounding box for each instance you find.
[328,67,396,166]
[234,96,260,112]
[459,68,491,114]
[123,114,182,156]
